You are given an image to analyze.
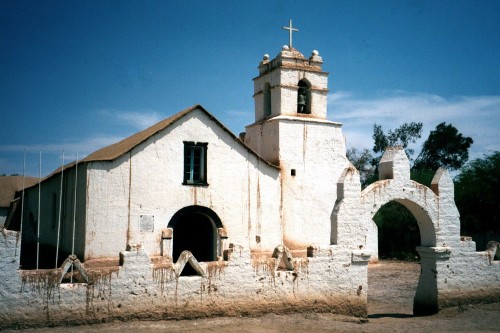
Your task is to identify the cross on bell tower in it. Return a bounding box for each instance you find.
[282,19,298,48]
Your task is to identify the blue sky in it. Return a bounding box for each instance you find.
[1,0,499,177]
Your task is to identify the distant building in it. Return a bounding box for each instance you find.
[0,176,37,228]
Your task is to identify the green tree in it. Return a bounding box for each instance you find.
[372,122,423,161]
[366,122,423,186]
[346,148,374,184]
[454,152,500,249]
[414,122,473,171]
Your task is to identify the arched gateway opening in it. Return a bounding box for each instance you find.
[373,201,421,260]
[168,206,222,276]
[368,199,427,317]
[362,181,439,316]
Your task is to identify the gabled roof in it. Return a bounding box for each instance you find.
[83,104,277,169]
[35,105,278,186]
[83,105,199,162]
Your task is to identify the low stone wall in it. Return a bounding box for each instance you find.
[0,229,367,329]
[2,226,499,329]
[438,239,500,308]
[412,240,500,315]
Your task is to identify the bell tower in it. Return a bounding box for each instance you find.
[252,46,329,122]
[244,21,349,250]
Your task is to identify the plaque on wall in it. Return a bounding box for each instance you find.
[139,215,154,232]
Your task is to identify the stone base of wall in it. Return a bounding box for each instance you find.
[2,296,366,330]
[439,288,500,309]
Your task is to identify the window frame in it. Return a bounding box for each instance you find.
[183,141,208,186]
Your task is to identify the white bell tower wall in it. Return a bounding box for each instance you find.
[245,46,349,249]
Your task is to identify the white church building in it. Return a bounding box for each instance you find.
[1,35,499,328]
[20,44,348,269]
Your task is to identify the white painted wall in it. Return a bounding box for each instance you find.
[85,154,131,260]
[246,116,349,249]
[84,108,282,260]
[0,232,370,329]
[278,118,348,248]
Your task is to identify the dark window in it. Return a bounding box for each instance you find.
[183,142,208,186]
[263,82,271,118]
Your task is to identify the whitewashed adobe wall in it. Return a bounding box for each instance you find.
[84,109,283,260]
[277,118,349,249]
[21,166,88,264]
[245,116,350,249]
[0,229,368,329]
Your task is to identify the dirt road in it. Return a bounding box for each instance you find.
[5,261,500,332]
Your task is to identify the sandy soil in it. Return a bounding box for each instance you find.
[5,260,500,332]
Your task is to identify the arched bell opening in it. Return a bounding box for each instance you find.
[297,79,311,114]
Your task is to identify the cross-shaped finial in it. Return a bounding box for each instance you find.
[282,19,298,48]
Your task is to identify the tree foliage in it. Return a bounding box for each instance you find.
[346,148,374,184]
[373,122,423,158]
[414,122,473,171]
[356,122,423,187]
[454,152,500,246]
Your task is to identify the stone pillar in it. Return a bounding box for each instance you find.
[414,246,451,315]
[217,228,228,259]
[378,147,410,181]
[161,228,173,258]
[431,168,461,247]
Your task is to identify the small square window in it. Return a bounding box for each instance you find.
[183,142,208,186]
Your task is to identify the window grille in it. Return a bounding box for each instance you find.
[183,142,208,186]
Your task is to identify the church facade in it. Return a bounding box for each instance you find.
[20,45,349,267]
[1,43,499,329]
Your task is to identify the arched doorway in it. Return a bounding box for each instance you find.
[335,149,458,315]
[168,206,222,276]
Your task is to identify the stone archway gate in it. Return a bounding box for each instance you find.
[332,147,484,315]
[361,148,460,315]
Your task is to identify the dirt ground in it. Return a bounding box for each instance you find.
[5,260,500,332]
